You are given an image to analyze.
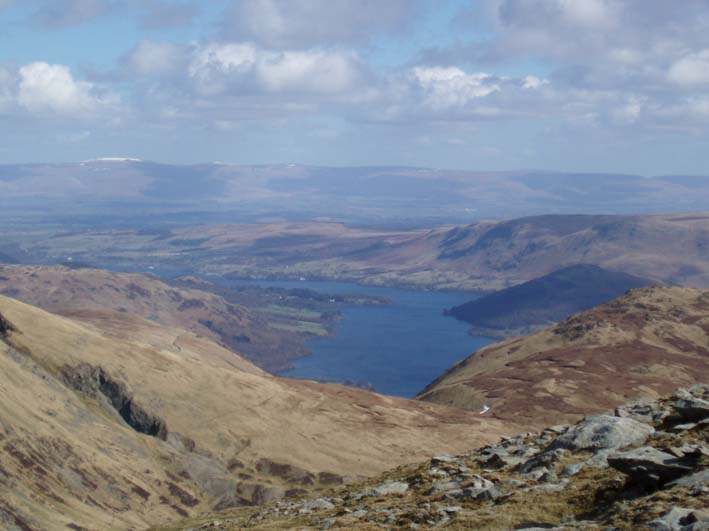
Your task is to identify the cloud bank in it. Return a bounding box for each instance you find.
[0,0,708,173]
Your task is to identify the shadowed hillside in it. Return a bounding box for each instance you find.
[445,264,654,338]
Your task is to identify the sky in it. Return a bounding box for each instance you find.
[0,0,708,174]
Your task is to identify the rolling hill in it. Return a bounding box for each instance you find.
[418,286,709,427]
[0,264,340,372]
[2,161,709,225]
[18,212,709,291]
[445,264,654,338]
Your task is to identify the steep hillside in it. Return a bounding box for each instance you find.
[445,264,654,338]
[154,384,709,531]
[0,265,335,372]
[419,286,709,427]
[0,296,510,531]
[424,214,709,289]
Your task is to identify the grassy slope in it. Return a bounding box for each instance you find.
[0,295,512,531]
[419,286,709,426]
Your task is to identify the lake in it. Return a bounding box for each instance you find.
[218,279,494,398]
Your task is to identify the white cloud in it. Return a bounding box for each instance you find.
[412,67,499,110]
[257,50,358,93]
[668,50,709,86]
[523,75,548,89]
[188,42,360,96]
[18,62,115,114]
[190,42,257,78]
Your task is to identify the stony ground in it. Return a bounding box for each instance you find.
[155,385,709,531]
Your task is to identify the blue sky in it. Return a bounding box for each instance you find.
[1,0,708,175]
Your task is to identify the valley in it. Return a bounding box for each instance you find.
[4,212,708,292]
[0,294,513,531]
[1,239,707,530]
[4,3,709,530]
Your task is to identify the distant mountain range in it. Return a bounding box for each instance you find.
[2,160,709,224]
[445,264,654,337]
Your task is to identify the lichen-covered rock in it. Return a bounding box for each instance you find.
[607,447,697,485]
[551,414,654,452]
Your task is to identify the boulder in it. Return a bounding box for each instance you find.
[517,449,565,474]
[668,470,709,490]
[300,498,335,512]
[647,507,709,531]
[615,399,661,424]
[672,398,709,423]
[431,455,457,465]
[361,481,409,497]
[425,480,461,495]
[551,414,654,452]
[607,447,697,486]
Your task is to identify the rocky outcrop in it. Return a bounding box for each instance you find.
[0,312,14,337]
[60,363,168,440]
[607,447,698,487]
[160,384,708,531]
[551,414,655,451]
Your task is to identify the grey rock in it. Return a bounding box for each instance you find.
[647,507,698,531]
[427,467,450,478]
[518,449,565,474]
[369,481,409,496]
[672,397,709,422]
[552,414,654,452]
[560,462,584,477]
[688,384,709,398]
[584,449,613,468]
[607,447,697,485]
[468,474,495,490]
[447,483,502,501]
[319,517,336,530]
[513,526,572,530]
[670,422,699,432]
[431,455,457,465]
[668,470,709,489]
[300,498,335,512]
[478,446,527,469]
[523,481,568,493]
[521,467,550,481]
[615,399,659,424]
[438,505,462,514]
[426,480,461,495]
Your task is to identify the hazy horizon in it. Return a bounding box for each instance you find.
[1,1,709,175]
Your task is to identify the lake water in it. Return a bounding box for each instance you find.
[218,279,494,398]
